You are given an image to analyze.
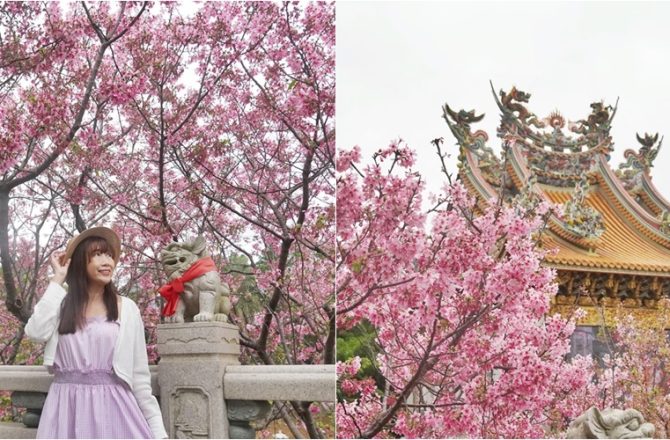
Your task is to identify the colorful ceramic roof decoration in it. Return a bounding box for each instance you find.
[444,84,670,324]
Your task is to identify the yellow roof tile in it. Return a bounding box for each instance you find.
[542,187,670,274]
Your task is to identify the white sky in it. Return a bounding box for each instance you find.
[337,1,670,200]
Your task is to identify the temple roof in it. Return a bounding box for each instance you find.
[446,83,670,277]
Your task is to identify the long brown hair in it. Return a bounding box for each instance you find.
[58,237,119,334]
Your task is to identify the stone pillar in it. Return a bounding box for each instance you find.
[157,322,240,439]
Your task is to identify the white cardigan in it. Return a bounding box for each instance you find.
[24,282,168,439]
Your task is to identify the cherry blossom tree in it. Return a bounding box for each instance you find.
[0,0,148,352]
[567,302,670,439]
[336,142,594,438]
[1,1,334,436]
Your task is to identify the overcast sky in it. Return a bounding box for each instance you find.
[337,2,670,201]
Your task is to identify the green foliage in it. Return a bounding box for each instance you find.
[350,257,364,274]
[225,253,264,319]
[337,320,384,387]
[70,140,82,154]
[0,393,11,422]
[0,392,24,423]
[312,403,335,438]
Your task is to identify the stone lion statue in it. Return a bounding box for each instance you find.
[566,407,655,439]
[160,236,231,323]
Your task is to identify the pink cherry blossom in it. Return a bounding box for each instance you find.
[337,142,593,438]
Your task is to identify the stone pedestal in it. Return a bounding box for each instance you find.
[157,322,240,439]
[227,400,272,439]
[11,392,46,428]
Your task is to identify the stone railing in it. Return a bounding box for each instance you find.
[0,322,335,439]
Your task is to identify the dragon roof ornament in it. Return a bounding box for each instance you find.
[446,83,664,199]
[492,81,618,153]
[442,103,502,187]
[616,132,663,198]
[492,82,618,187]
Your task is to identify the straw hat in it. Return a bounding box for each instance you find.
[61,227,121,264]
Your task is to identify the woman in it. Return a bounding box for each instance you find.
[25,227,167,439]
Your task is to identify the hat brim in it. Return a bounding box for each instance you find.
[62,227,121,264]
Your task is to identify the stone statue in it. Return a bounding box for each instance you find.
[566,407,655,439]
[159,236,232,323]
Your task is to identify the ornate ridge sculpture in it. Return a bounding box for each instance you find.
[442,103,502,187]
[512,175,541,214]
[492,82,617,188]
[617,132,663,198]
[445,83,622,190]
[445,83,670,328]
[566,407,655,439]
[619,132,663,174]
[492,81,617,153]
[563,176,605,239]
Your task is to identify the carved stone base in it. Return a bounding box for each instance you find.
[157,322,240,439]
[227,400,271,439]
[11,391,46,428]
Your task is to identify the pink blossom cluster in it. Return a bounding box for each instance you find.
[566,303,670,438]
[337,143,594,438]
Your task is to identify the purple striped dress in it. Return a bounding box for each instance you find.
[36,315,153,439]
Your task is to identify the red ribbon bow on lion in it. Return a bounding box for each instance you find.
[158,257,217,317]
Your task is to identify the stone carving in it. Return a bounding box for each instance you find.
[11,391,46,428]
[566,406,655,439]
[227,400,272,439]
[563,176,605,239]
[160,236,232,323]
[173,388,209,439]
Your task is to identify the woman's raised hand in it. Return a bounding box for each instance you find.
[50,251,70,286]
